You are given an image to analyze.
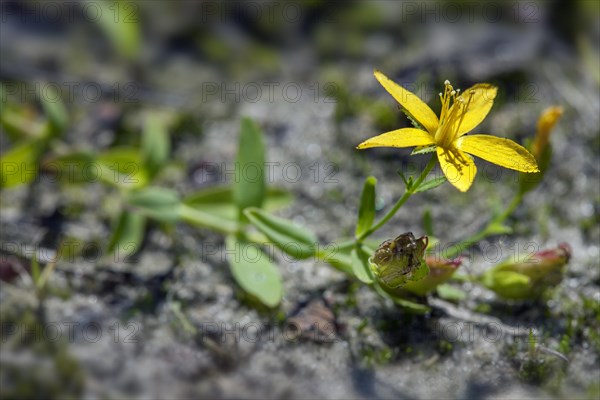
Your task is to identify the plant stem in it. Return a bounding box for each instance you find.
[356,154,437,241]
[443,193,524,259]
[495,193,523,223]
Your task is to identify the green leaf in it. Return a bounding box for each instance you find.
[401,109,424,130]
[414,176,447,193]
[351,245,374,284]
[422,208,433,236]
[244,208,317,259]
[106,210,146,261]
[125,187,181,223]
[92,0,140,60]
[43,152,96,183]
[183,186,291,220]
[374,284,430,314]
[397,169,410,188]
[426,236,439,250]
[436,284,467,302]
[0,139,41,188]
[263,187,294,211]
[320,248,354,276]
[38,82,68,135]
[388,296,431,313]
[96,146,150,189]
[30,252,41,285]
[355,176,377,237]
[233,118,266,214]
[178,204,238,233]
[226,235,282,308]
[0,93,48,141]
[142,113,170,178]
[487,222,513,235]
[411,144,437,155]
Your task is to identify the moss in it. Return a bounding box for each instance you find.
[437,339,454,355]
[519,357,555,385]
[359,344,393,367]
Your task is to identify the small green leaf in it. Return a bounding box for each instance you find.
[401,109,424,130]
[422,208,433,236]
[106,210,146,261]
[96,146,149,189]
[390,296,431,314]
[321,249,354,276]
[351,245,374,284]
[31,252,41,285]
[183,186,291,220]
[126,187,181,223]
[487,222,513,235]
[0,139,41,188]
[411,144,437,155]
[226,235,282,308]
[142,113,170,178]
[374,284,430,314]
[178,204,238,233]
[43,152,95,183]
[355,176,377,237]
[389,296,431,313]
[397,169,409,188]
[436,284,467,302]
[244,208,317,259]
[92,0,140,60]
[234,118,266,214]
[414,176,447,193]
[0,104,47,141]
[38,83,68,135]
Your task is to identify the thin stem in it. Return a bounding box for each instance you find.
[494,193,523,223]
[443,193,524,259]
[357,154,437,241]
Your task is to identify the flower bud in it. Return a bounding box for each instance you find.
[369,232,429,289]
[520,106,563,194]
[482,243,571,299]
[532,106,563,161]
[403,257,462,296]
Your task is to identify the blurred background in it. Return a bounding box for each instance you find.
[1,0,599,399]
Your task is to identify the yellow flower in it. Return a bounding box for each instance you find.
[358,71,540,192]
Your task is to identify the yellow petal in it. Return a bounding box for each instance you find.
[452,83,497,136]
[374,70,439,134]
[456,135,540,173]
[357,128,435,149]
[437,147,477,192]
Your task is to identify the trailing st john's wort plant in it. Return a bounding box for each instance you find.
[217,71,569,310]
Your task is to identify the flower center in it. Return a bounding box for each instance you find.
[434,80,475,148]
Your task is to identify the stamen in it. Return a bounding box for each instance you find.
[451,88,476,141]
